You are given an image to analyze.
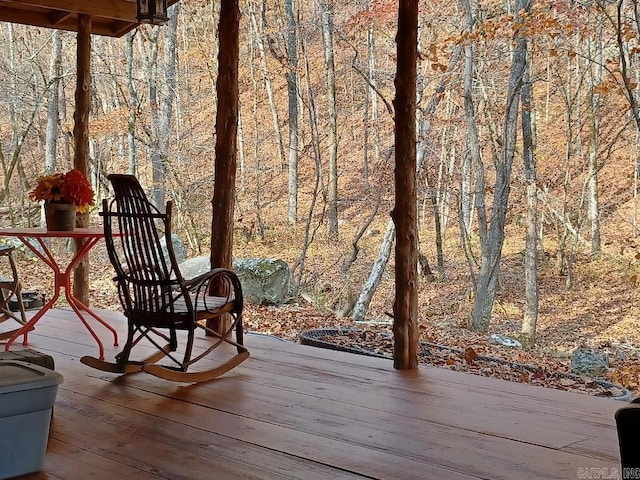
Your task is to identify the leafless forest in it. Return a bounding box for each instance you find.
[4,0,640,388]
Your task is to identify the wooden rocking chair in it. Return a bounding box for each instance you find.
[0,246,28,340]
[80,174,249,382]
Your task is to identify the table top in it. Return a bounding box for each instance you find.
[0,227,105,238]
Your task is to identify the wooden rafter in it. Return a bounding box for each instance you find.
[0,0,179,37]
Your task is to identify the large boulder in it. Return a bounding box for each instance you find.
[177,256,291,305]
[178,256,212,279]
[160,233,187,264]
[233,258,291,305]
[569,348,609,377]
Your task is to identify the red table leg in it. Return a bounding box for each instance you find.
[3,234,118,360]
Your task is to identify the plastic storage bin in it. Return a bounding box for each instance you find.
[0,360,63,479]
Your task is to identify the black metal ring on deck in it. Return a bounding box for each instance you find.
[299,328,632,401]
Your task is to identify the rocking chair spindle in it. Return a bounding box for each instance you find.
[80,174,249,382]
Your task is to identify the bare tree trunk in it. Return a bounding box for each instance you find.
[636,129,640,236]
[126,31,138,176]
[291,33,324,295]
[557,46,581,281]
[460,0,486,248]
[248,22,265,242]
[606,0,640,234]
[363,13,379,192]
[471,0,531,331]
[612,0,640,133]
[248,0,286,169]
[418,120,446,280]
[429,185,445,280]
[635,42,640,237]
[587,32,602,253]
[521,62,538,348]
[238,108,246,192]
[146,26,162,208]
[392,0,419,369]
[285,0,299,223]
[320,0,339,241]
[157,5,179,207]
[459,0,477,236]
[434,107,455,238]
[45,30,62,176]
[341,194,381,277]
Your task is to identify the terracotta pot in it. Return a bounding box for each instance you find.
[44,203,77,231]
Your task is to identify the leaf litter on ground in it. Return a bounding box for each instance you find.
[2,238,638,401]
[244,304,632,400]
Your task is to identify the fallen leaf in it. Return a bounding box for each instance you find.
[464,347,478,365]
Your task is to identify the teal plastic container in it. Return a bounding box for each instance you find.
[0,360,63,479]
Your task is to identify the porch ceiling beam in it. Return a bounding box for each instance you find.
[0,0,179,37]
[50,11,74,26]
[0,0,137,22]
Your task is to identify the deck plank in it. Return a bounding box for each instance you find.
[48,355,476,480]
[3,308,624,480]
[52,388,366,480]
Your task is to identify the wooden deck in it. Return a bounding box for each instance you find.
[1,308,623,480]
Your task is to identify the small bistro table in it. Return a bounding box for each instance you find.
[0,227,118,360]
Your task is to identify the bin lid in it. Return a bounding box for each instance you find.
[0,360,63,394]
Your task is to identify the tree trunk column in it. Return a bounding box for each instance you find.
[392,0,419,369]
[73,14,91,305]
[209,0,240,333]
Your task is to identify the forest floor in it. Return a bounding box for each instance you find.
[242,303,637,401]
[239,236,640,401]
[2,232,640,401]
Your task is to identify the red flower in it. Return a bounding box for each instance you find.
[29,169,95,213]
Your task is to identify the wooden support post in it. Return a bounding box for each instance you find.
[73,14,91,305]
[392,0,419,369]
[209,0,240,334]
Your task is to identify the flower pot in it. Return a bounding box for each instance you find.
[44,203,77,231]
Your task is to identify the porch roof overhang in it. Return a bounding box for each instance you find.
[0,0,179,37]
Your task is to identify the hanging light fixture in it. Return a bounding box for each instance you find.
[136,0,169,26]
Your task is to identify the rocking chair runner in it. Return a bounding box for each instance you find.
[80,174,249,382]
[0,246,28,340]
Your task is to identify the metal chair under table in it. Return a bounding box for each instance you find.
[0,246,28,340]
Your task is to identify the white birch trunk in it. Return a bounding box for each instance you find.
[351,221,395,322]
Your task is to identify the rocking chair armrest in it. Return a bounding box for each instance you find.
[182,268,243,309]
[182,267,240,289]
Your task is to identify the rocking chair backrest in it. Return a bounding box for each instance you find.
[102,174,191,326]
